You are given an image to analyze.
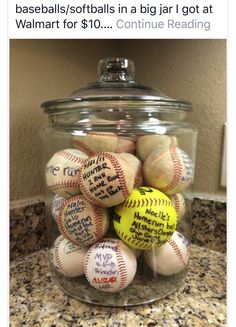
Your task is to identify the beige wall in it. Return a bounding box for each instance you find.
[10,39,117,200]
[121,40,226,196]
[10,39,226,200]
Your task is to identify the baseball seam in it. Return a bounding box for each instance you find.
[73,139,97,156]
[116,242,128,290]
[172,195,181,213]
[104,152,130,198]
[168,238,188,267]
[53,237,67,276]
[78,167,104,207]
[79,153,130,206]
[49,180,80,192]
[57,150,87,164]
[84,247,92,283]
[57,199,79,245]
[116,229,153,250]
[120,197,172,208]
[158,147,183,194]
[134,163,143,187]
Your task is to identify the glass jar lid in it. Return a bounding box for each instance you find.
[41,57,192,113]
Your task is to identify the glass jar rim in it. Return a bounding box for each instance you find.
[41,57,192,113]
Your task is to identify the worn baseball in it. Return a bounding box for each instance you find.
[79,152,134,207]
[50,235,88,278]
[113,187,177,250]
[45,148,88,198]
[116,137,136,154]
[136,134,178,161]
[73,132,118,155]
[84,238,137,292]
[143,146,193,195]
[144,231,190,276]
[118,152,143,187]
[169,193,186,222]
[57,195,109,247]
[51,194,66,222]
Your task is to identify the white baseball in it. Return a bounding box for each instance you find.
[84,238,137,292]
[45,148,88,198]
[73,132,118,155]
[79,152,134,207]
[50,235,88,278]
[118,152,143,187]
[169,193,186,222]
[115,137,136,154]
[51,194,65,222]
[143,146,193,195]
[136,134,178,161]
[57,195,109,247]
[144,231,190,276]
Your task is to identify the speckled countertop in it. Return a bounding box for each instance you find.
[10,244,226,326]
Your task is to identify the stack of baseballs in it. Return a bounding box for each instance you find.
[46,132,193,293]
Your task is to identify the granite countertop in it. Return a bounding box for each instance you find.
[10,244,226,327]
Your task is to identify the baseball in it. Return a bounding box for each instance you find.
[45,148,88,198]
[118,152,143,187]
[79,152,134,207]
[57,195,109,247]
[143,231,190,276]
[51,194,65,222]
[84,238,137,292]
[115,136,136,154]
[136,134,178,161]
[50,235,88,278]
[143,146,193,195]
[73,132,118,155]
[113,187,177,250]
[169,193,186,222]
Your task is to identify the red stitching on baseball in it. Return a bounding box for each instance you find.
[79,152,130,206]
[158,147,183,193]
[57,150,87,164]
[73,139,97,156]
[84,245,93,282]
[78,157,104,206]
[78,170,104,207]
[53,237,67,276]
[104,152,130,199]
[172,195,181,213]
[57,198,80,245]
[134,163,143,187]
[168,238,188,267]
[116,241,128,290]
[49,180,80,192]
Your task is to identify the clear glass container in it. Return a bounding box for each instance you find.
[41,57,197,307]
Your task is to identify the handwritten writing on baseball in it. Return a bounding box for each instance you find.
[92,241,120,290]
[46,165,80,177]
[81,155,123,201]
[60,197,97,246]
[180,151,193,183]
[116,207,176,246]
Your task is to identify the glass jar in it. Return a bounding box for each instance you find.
[40,57,197,307]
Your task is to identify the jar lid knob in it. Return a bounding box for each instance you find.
[98,57,135,82]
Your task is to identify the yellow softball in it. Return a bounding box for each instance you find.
[113,187,177,250]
